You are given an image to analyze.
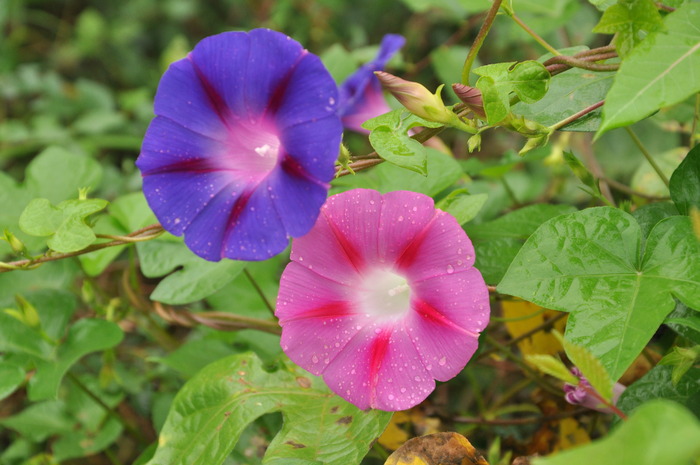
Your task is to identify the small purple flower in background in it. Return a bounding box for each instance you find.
[337,34,406,133]
[564,367,626,413]
[276,189,490,411]
[136,29,343,261]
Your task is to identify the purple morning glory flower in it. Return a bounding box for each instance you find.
[337,34,406,133]
[136,29,343,261]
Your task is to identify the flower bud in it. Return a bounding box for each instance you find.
[2,229,26,256]
[452,83,486,119]
[374,71,454,124]
[563,367,626,414]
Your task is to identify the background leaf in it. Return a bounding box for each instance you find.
[147,353,391,465]
[598,4,700,135]
[137,238,246,305]
[617,365,700,418]
[533,400,700,465]
[0,363,25,401]
[28,319,124,401]
[498,208,700,380]
[669,144,700,215]
[385,432,489,465]
[592,0,664,57]
[465,204,576,284]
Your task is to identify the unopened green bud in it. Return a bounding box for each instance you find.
[375,71,454,124]
[2,229,26,255]
[468,134,482,153]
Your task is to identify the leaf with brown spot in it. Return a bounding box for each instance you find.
[336,416,353,425]
[384,432,490,465]
[285,440,306,449]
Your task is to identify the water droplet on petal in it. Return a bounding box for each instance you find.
[439,356,447,366]
[446,264,455,274]
[312,355,319,363]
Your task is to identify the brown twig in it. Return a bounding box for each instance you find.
[153,301,282,335]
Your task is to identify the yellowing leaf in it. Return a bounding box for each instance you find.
[385,432,490,465]
[555,418,591,451]
[502,300,566,357]
[378,412,410,451]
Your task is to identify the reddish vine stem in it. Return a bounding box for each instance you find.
[550,100,605,131]
[462,0,504,85]
[153,301,282,335]
[580,385,628,420]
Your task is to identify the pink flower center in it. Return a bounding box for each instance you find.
[226,121,281,181]
[358,269,412,319]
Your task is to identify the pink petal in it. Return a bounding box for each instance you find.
[397,210,476,281]
[378,191,437,265]
[411,269,490,333]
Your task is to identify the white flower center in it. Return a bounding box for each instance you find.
[226,122,281,180]
[359,270,412,318]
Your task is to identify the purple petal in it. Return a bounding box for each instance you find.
[137,29,343,261]
[275,53,341,129]
[337,34,406,131]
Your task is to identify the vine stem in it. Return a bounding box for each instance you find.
[454,408,586,425]
[67,372,148,446]
[510,14,560,56]
[244,268,275,316]
[549,100,605,131]
[625,127,670,187]
[544,55,619,72]
[0,224,164,273]
[462,0,503,85]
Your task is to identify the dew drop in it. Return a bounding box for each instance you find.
[328,97,336,105]
[414,376,421,382]
[446,264,455,274]
[388,394,395,400]
[312,355,319,363]
[400,387,407,393]
[439,356,447,366]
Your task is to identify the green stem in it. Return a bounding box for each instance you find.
[462,0,504,85]
[691,93,699,148]
[244,268,275,316]
[510,14,560,56]
[67,372,147,446]
[625,127,670,187]
[500,177,520,206]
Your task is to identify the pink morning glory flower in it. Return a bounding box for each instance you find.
[564,367,626,414]
[136,29,343,261]
[337,34,405,133]
[276,189,490,411]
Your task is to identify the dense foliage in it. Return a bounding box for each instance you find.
[1,1,699,464]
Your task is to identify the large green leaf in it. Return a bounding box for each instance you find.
[598,4,700,135]
[147,353,391,465]
[513,67,615,132]
[137,238,246,305]
[28,319,124,401]
[617,365,700,418]
[498,208,700,380]
[670,144,700,215]
[533,400,700,465]
[466,204,576,284]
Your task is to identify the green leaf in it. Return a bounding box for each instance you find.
[513,67,614,132]
[147,353,392,465]
[533,400,700,465]
[25,146,103,204]
[658,346,700,386]
[156,339,238,378]
[0,363,25,401]
[466,204,576,284]
[598,4,700,135]
[587,0,617,11]
[632,202,680,240]
[476,76,509,125]
[670,144,700,215]
[665,301,700,344]
[474,61,550,124]
[558,334,614,401]
[28,319,124,401]
[525,354,578,384]
[369,126,428,175]
[592,0,665,57]
[137,238,246,305]
[617,365,700,417]
[19,197,108,253]
[498,208,700,380]
[332,147,462,197]
[436,192,488,225]
[78,192,157,276]
[0,400,74,441]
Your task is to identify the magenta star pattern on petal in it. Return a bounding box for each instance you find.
[275,189,490,411]
[136,29,343,261]
[337,34,405,133]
